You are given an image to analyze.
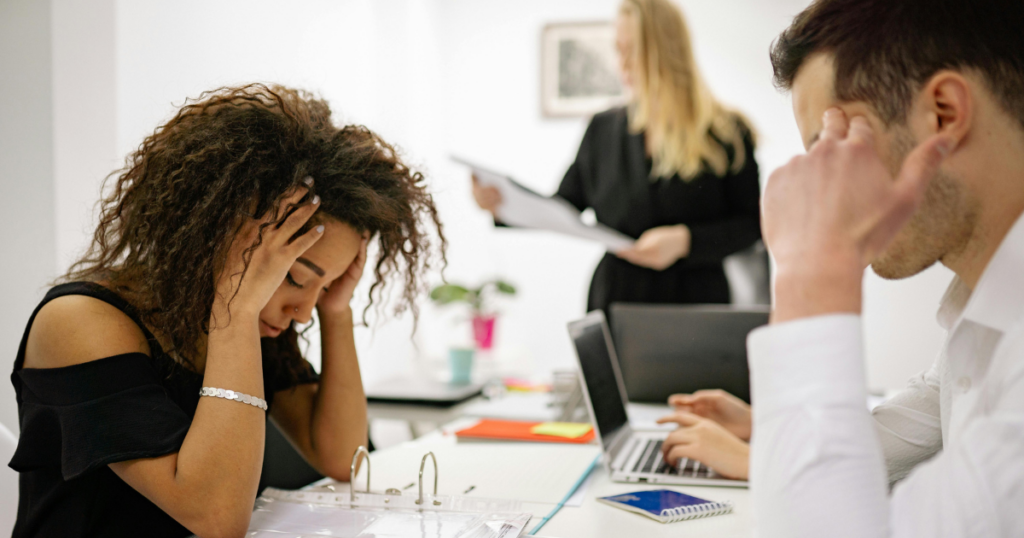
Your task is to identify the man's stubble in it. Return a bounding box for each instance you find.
[870,131,978,280]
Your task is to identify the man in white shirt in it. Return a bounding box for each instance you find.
[747,0,1024,536]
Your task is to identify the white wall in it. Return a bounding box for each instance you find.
[0,0,955,439]
[0,0,57,435]
[114,0,434,386]
[863,266,952,392]
[53,0,118,273]
[109,0,811,383]
[429,0,818,379]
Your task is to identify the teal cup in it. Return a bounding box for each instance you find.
[449,347,475,385]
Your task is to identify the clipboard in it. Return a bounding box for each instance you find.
[247,446,532,537]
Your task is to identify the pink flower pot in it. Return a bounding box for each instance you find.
[472,314,496,350]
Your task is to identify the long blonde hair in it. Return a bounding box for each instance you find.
[620,0,752,179]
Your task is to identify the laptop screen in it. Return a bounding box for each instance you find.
[569,313,629,449]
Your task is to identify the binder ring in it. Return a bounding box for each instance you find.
[349,446,371,503]
[415,451,441,506]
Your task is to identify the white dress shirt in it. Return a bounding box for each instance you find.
[748,213,1024,538]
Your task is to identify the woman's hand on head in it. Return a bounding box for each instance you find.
[615,224,690,270]
[471,174,503,216]
[215,180,323,321]
[658,411,750,480]
[317,234,369,320]
[667,389,752,441]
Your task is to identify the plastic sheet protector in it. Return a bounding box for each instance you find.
[352,440,602,505]
[248,489,531,538]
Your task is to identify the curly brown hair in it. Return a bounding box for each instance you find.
[63,83,446,375]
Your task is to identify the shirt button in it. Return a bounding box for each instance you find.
[957,377,972,392]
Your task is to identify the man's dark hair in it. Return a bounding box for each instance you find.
[771,0,1024,129]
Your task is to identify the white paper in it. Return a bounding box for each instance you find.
[453,156,635,251]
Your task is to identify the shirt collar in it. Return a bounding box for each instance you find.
[937,277,971,331]
[938,211,1024,333]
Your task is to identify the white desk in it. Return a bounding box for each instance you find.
[539,463,750,538]
[308,416,750,538]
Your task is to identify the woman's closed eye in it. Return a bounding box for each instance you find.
[285,272,304,289]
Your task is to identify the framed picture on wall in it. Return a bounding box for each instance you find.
[541,21,627,117]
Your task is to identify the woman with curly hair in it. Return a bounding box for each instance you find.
[9,84,445,537]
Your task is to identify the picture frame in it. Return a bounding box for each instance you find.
[541,21,627,118]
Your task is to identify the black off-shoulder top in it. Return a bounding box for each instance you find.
[9,282,319,537]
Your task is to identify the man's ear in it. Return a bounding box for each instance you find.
[916,71,973,145]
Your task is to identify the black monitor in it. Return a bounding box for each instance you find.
[609,303,768,404]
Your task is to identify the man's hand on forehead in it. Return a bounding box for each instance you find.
[763,107,955,324]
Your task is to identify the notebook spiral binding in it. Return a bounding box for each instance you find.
[660,500,734,522]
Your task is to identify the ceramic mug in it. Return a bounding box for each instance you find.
[449,347,475,385]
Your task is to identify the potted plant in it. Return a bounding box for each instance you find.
[429,279,516,350]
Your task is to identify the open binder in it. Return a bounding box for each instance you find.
[247,446,532,537]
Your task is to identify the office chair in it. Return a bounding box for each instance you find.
[258,418,376,493]
[0,421,19,535]
[723,240,771,306]
[259,418,324,492]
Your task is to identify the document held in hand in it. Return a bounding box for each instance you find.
[453,156,635,251]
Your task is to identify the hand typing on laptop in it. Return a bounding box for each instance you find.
[668,390,751,441]
[568,311,747,487]
[657,390,753,480]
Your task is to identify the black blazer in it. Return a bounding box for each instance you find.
[556,107,761,314]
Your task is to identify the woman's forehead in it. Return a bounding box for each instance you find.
[297,221,361,278]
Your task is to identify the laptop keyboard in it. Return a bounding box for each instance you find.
[630,439,712,478]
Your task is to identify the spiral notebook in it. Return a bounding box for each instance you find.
[597,489,733,523]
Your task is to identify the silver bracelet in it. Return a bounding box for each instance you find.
[199,386,267,411]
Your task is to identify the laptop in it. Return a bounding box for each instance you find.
[568,310,747,487]
[609,303,769,404]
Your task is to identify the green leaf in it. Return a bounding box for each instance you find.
[495,281,517,295]
[429,284,470,305]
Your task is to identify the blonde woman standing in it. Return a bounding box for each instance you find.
[474,0,760,314]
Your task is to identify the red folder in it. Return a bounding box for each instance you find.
[454,419,595,444]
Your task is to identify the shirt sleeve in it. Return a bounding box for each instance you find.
[748,315,1024,538]
[872,361,943,485]
[748,315,889,537]
[887,369,1024,537]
